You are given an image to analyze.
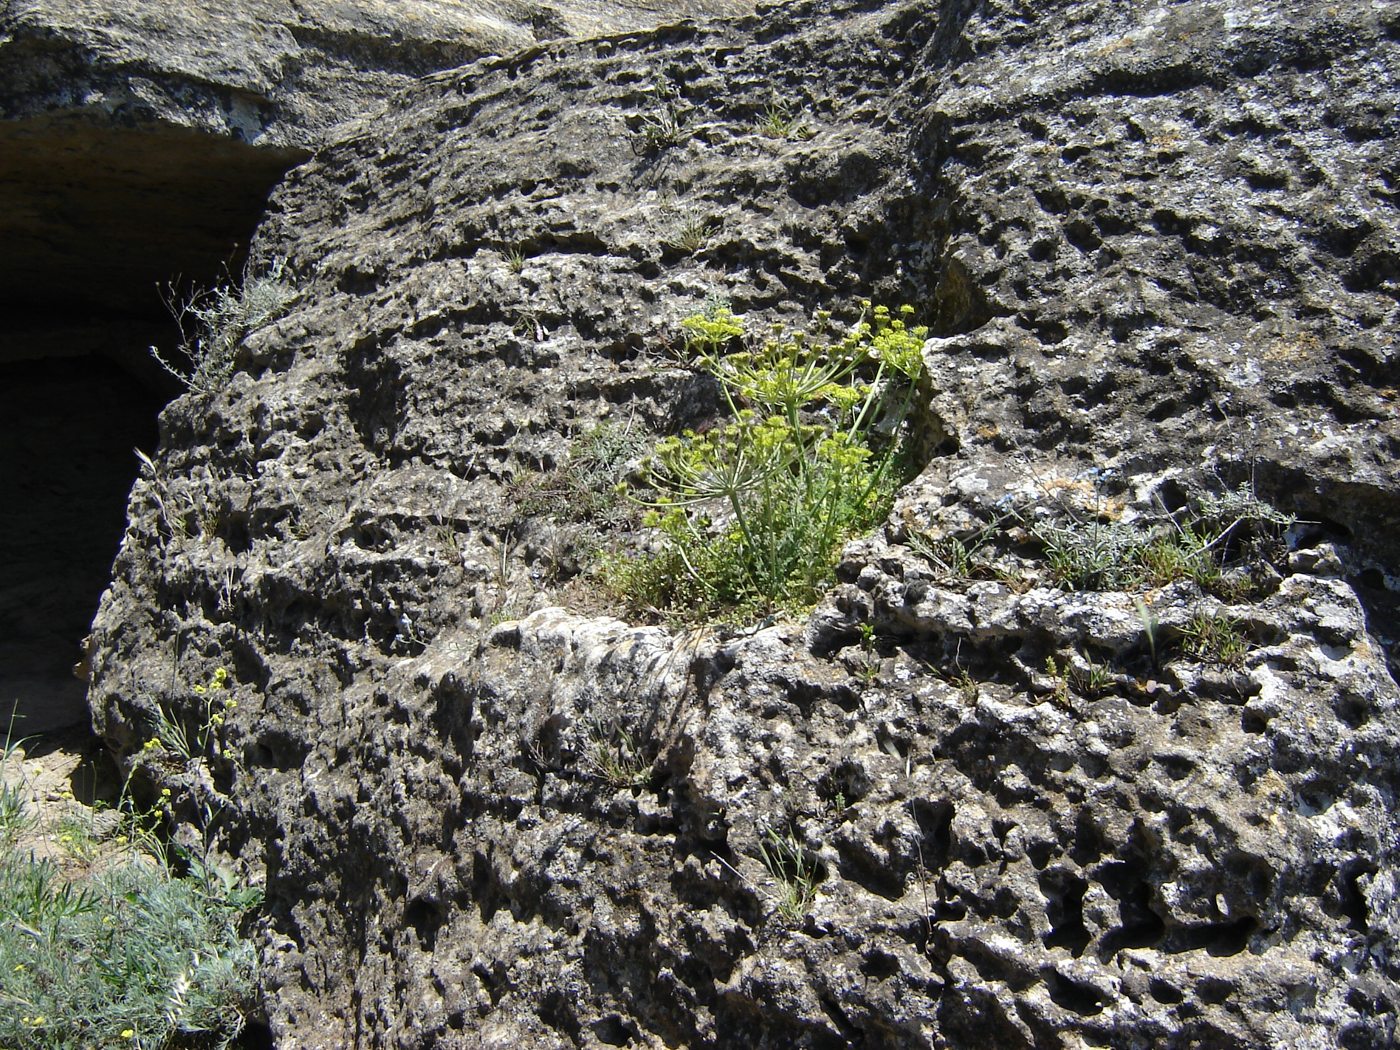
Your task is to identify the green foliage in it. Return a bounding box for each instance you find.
[1037,519,1157,590]
[1180,611,1249,667]
[1035,485,1291,594]
[678,307,745,356]
[1043,654,1073,708]
[147,666,235,764]
[622,303,927,619]
[757,827,821,924]
[150,257,296,393]
[0,851,260,1048]
[631,80,689,154]
[0,667,263,1048]
[0,706,260,1048]
[0,770,30,855]
[515,423,643,528]
[756,99,813,141]
[584,720,651,789]
[666,210,720,255]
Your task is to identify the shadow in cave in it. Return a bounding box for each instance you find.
[0,118,308,736]
[0,344,166,733]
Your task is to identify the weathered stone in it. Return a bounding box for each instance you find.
[73,0,1400,1046]
[0,0,748,735]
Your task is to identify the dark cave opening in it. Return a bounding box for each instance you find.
[0,118,305,734]
[0,341,165,732]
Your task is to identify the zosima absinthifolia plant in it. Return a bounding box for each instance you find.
[149,257,296,394]
[619,302,928,620]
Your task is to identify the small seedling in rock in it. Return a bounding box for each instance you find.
[1181,611,1249,668]
[853,622,884,683]
[1044,655,1073,709]
[909,531,972,578]
[632,80,689,155]
[584,720,651,789]
[1070,656,1115,698]
[511,309,548,341]
[757,826,820,924]
[953,668,979,704]
[1133,598,1163,673]
[666,210,720,255]
[756,99,813,140]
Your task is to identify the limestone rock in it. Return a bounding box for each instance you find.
[0,0,749,312]
[81,0,1400,1046]
[0,0,748,734]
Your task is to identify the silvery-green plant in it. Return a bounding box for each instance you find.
[150,257,296,393]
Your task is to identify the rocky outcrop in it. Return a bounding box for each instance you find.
[85,0,1400,1046]
[0,0,750,313]
[0,0,747,733]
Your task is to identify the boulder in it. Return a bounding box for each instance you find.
[81,0,1400,1045]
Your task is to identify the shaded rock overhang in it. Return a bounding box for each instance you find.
[0,114,306,322]
[0,112,305,733]
[0,8,315,732]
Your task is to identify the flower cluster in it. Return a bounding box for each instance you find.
[623,302,927,617]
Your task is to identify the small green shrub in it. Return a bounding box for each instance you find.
[150,257,296,393]
[620,303,927,619]
[0,714,260,1049]
[666,210,720,255]
[584,720,650,789]
[631,80,689,155]
[0,851,260,1049]
[1180,611,1249,667]
[515,423,644,528]
[148,666,235,763]
[1035,484,1291,594]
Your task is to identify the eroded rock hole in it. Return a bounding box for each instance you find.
[0,119,304,732]
[1339,860,1377,933]
[1040,868,1092,956]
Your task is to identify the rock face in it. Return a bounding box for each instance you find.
[0,0,746,732]
[0,0,750,313]
[85,0,1400,1047]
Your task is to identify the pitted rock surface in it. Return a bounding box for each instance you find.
[85,0,1400,1046]
[0,0,750,313]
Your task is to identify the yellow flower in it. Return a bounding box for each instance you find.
[160,788,172,798]
[121,1030,135,1039]
[13,963,25,972]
